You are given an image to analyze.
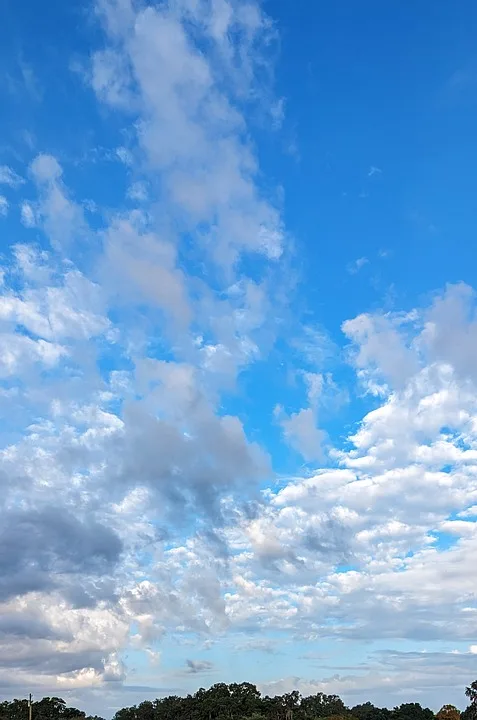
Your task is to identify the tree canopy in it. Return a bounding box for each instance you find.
[0,681,476,720]
[0,698,102,720]
[436,706,460,720]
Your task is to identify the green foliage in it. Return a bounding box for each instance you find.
[3,679,477,720]
[301,694,348,719]
[105,686,437,720]
[0,700,29,720]
[392,704,434,720]
[0,698,104,720]
[351,703,391,720]
[462,685,477,720]
[466,685,477,708]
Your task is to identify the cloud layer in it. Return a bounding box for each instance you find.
[0,0,476,716]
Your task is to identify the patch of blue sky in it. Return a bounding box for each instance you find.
[334,562,359,574]
[438,428,470,450]
[429,531,460,552]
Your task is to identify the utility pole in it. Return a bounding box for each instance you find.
[28,694,32,720]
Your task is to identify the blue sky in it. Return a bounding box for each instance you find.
[1,0,477,716]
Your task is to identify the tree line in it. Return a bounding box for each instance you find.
[0,681,476,720]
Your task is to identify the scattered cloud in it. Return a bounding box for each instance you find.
[116,146,133,165]
[279,405,326,461]
[271,97,286,130]
[185,660,214,675]
[19,58,43,102]
[0,165,25,188]
[127,181,148,202]
[348,256,369,274]
[1,0,477,713]
[368,166,382,177]
[20,201,36,227]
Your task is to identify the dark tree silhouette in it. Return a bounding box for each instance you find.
[0,698,104,720]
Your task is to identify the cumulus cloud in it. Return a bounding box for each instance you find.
[279,407,325,461]
[342,311,419,391]
[0,0,287,699]
[0,507,122,602]
[276,372,342,461]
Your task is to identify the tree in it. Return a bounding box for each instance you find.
[436,707,460,720]
[467,684,477,707]
[199,683,232,720]
[462,681,477,720]
[153,696,184,720]
[229,684,262,719]
[0,699,96,720]
[0,700,28,720]
[301,693,349,719]
[392,704,434,720]
[352,703,391,720]
[280,692,301,720]
[135,702,155,720]
[113,706,138,720]
[34,698,84,720]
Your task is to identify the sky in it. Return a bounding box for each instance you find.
[1,0,477,716]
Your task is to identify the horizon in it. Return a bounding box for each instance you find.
[0,684,471,719]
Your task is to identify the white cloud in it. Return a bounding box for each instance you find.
[258,648,477,708]
[420,282,477,383]
[368,165,382,177]
[348,256,369,274]
[0,196,8,216]
[0,592,128,690]
[0,165,25,188]
[29,154,86,251]
[92,0,284,270]
[20,201,36,227]
[0,271,109,342]
[342,310,419,390]
[101,212,192,327]
[127,181,148,202]
[0,333,67,377]
[277,372,344,461]
[116,146,133,165]
[3,272,477,702]
[279,406,325,461]
[31,154,62,182]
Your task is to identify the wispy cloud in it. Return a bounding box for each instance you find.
[347,256,369,274]
[368,165,382,177]
[185,660,214,674]
[0,165,25,188]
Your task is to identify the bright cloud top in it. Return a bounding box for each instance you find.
[0,0,477,717]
